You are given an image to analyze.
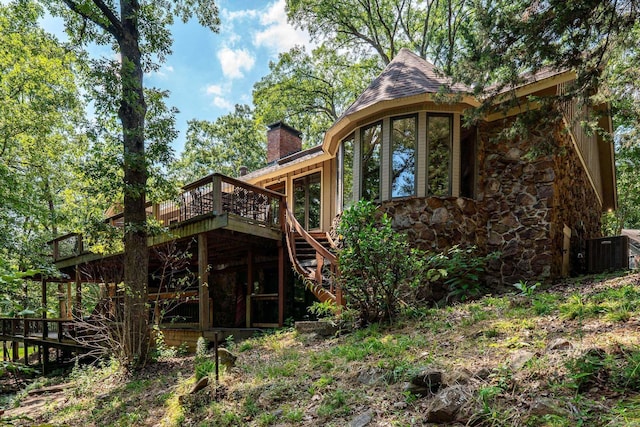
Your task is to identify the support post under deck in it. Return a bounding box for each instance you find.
[75,267,82,318]
[198,233,210,331]
[278,241,285,327]
[246,249,253,328]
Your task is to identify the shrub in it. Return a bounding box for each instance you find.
[427,245,498,302]
[336,200,438,324]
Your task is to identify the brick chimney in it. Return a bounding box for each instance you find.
[267,121,302,164]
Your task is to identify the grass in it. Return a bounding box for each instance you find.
[4,271,640,426]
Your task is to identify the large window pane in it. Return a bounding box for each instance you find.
[391,116,417,198]
[341,134,354,210]
[361,122,382,201]
[293,172,321,230]
[427,116,451,196]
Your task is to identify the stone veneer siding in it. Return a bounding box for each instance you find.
[372,116,602,287]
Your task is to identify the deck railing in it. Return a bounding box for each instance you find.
[0,317,76,342]
[49,174,285,261]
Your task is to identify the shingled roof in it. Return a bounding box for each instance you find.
[341,48,471,118]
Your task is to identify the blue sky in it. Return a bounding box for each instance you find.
[40,0,313,154]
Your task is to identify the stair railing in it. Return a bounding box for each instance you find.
[284,207,343,306]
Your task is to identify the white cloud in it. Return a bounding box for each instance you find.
[213,96,234,110]
[205,84,223,96]
[253,0,313,53]
[216,47,256,79]
[222,8,259,22]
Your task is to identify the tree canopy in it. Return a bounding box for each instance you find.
[0,1,87,270]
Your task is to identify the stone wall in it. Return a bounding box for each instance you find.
[333,115,605,288]
[550,124,602,276]
[380,197,485,253]
[477,120,558,285]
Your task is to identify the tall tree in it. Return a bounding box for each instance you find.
[43,0,219,368]
[174,105,265,184]
[286,0,472,71]
[0,1,86,269]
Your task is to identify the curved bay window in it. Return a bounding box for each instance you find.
[339,112,454,209]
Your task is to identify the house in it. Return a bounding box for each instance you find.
[3,49,616,359]
[244,48,615,286]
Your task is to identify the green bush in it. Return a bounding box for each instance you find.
[427,245,498,302]
[195,359,216,381]
[336,200,438,324]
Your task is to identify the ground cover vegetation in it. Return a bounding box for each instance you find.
[2,272,640,426]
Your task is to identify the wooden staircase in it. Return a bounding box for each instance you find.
[284,209,342,305]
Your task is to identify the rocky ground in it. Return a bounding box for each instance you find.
[2,271,640,426]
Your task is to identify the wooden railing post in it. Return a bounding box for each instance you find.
[212,175,222,215]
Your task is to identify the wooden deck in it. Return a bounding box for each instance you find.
[49,173,285,268]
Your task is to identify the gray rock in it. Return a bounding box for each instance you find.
[425,385,470,423]
[295,320,338,337]
[446,368,472,385]
[190,376,208,394]
[218,347,237,368]
[510,350,536,371]
[410,370,443,392]
[357,367,388,385]
[529,397,570,417]
[546,338,573,352]
[349,409,374,427]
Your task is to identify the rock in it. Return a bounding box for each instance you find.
[218,347,237,368]
[295,320,338,337]
[357,367,388,385]
[529,397,570,417]
[446,368,473,385]
[425,385,470,423]
[510,350,536,371]
[411,369,442,393]
[271,409,284,418]
[190,376,209,394]
[430,207,449,225]
[409,369,443,394]
[349,409,374,427]
[546,338,572,352]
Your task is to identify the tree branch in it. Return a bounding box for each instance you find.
[61,0,123,39]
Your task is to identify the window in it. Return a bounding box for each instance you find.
[340,133,354,210]
[293,172,321,230]
[361,122,382,201]
[391,115,417,198]
[427,115,451,196]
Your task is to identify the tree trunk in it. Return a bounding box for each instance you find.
[118,0,149,368]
